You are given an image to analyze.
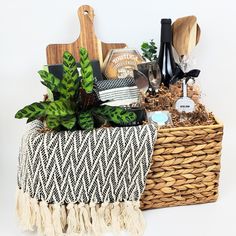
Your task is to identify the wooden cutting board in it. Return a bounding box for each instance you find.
[46,5,127,66]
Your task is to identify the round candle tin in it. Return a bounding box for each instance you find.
[147,111,172,127]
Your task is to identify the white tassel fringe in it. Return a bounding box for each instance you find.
[16,189,145,236]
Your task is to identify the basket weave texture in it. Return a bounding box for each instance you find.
[140,120,223,210]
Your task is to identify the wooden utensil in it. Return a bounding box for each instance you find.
[172,16,201,113]
[172,16,201,57]
[46,5,127,66]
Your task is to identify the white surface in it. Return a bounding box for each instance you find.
[0,0,236,235]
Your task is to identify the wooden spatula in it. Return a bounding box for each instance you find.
[46,5,127,66]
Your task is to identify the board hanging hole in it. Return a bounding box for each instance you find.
[83,10,89,15]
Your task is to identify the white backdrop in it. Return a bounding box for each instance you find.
[0,0,236,235]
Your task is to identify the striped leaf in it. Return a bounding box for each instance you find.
[94,105,137,124]
[45,99,74,117]
[46,115,76,130]
[78,111,94,130]
[38,70,60,92]
[46,116,60,129]
[27,117,36,123]
[61,115,76,130]
[60,51,80,99]
[15,102,49,119]
[80,48,94,93]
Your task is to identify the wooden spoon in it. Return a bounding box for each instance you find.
[172,16,201,113]
[172,15,201,57]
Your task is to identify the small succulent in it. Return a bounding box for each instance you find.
[141,40,158,61]
[15,48,137,131]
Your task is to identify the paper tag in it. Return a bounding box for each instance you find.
[175,97,195,113]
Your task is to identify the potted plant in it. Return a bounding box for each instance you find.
[15,48,137,130]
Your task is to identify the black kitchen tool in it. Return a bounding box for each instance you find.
[48,60,103,82]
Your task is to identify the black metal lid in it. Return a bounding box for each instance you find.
[161,19,172,24]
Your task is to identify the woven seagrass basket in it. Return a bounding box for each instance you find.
[140,117,223,210]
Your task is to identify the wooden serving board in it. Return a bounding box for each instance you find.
[46,5,127,66]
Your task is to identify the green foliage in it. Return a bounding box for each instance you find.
[15,102,49,119]
[78,111,94,130]
[79,48,94,93]
[46,116,60,129]
[15,49,138,131]
[61,115,76,130]
[141,39,158,61]
[46,115,76,130]
[38,70,60,92]
[46,99,74,117]
[94,106,137,125]
[61,51,80,99]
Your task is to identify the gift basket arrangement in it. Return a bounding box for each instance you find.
[15,5,223,236]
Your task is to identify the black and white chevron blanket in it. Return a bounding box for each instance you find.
[16,120,157,236]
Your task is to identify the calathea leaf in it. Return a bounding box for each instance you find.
[60,51,80,99]
[94,105,137,124]
[15,102,49,119]
[38,70,60,92]
[27,117,36,123]
[46,116,60,129]
[78,111,94,130]
[79,48,94,93]
[61,115,76,130]
[46,114,76,130]
[46,99,74,117]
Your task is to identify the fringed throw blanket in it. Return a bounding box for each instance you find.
[16,120,157,236]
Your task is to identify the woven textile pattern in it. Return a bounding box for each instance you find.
[96,78,136,91]
[96,78,139,102]
[17,121,157,205]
